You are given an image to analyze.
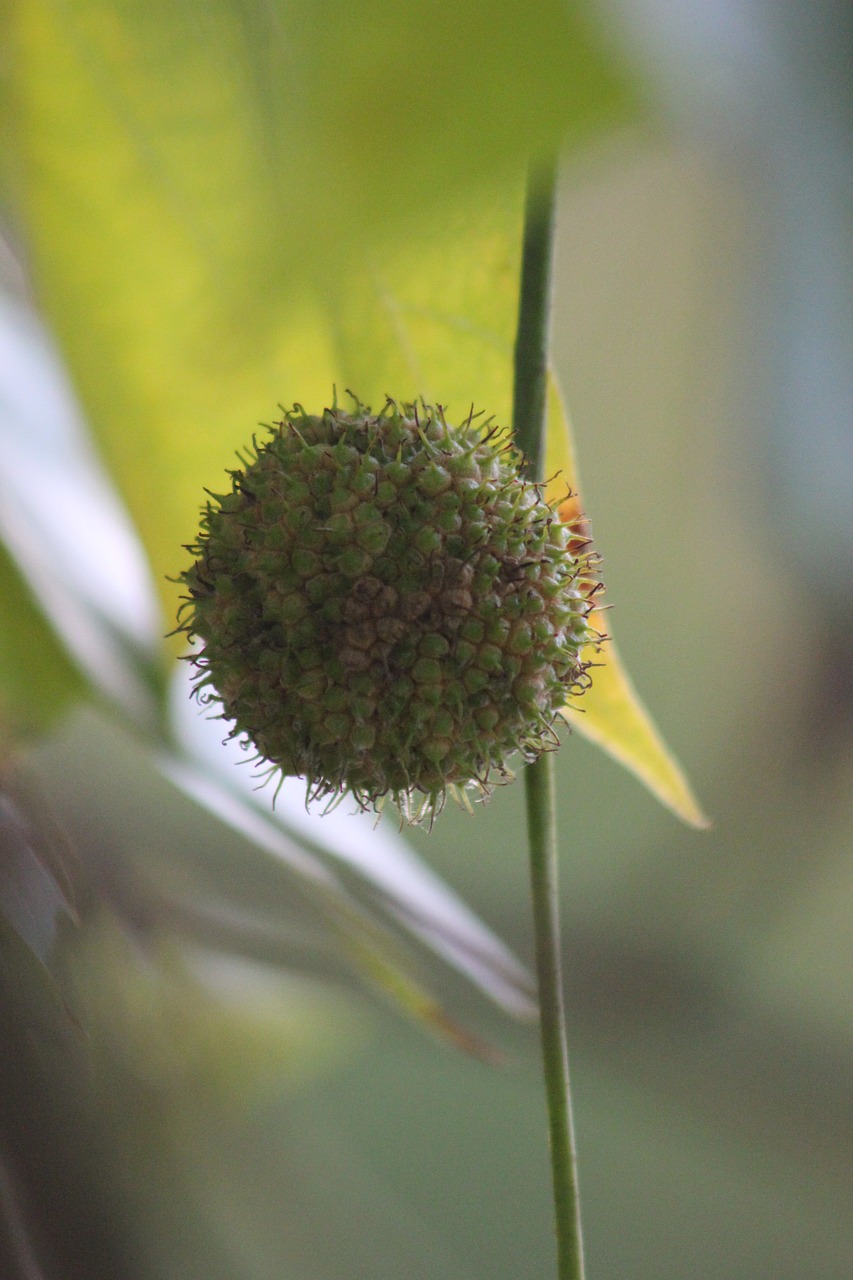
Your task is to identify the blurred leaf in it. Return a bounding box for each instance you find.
[7,0,628,303]
[0,294,166,731]
[0,780,77,1075]
[170,663,537,1017]
[4,0,631,622]
[0,543,84,739]
[0,784,76,967]
[160,743,535,1037]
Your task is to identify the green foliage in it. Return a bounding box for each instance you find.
[0,544,85,738]
[4,0,631,623]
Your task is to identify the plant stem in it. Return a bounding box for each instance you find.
[512,154,558,480]
[513,156,586,1280]
[525,755,585,1280]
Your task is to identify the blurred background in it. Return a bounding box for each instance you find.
[1,1,851,1278]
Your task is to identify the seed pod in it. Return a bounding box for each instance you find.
[177,398,600,822]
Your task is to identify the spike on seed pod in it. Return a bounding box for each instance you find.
[177,396,602,823]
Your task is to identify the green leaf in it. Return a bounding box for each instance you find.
[0,542,84,739]
[4,0,631,624]
[326,185,523,413]
[7,0,628,296]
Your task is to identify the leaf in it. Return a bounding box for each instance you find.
[0,542,84,740]
[3,0,631,623]
[0,294,167,733]
[0,783,77,971]
[6,0,629,297]
[544,375,710,828]
[168,664,537,1021]
[157,751,520,1052]
[325,186,523,414]
[0,298,86,738]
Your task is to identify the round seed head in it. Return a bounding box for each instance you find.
[177,397,601,822]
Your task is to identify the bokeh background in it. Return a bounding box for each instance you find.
[1,2,851,1278]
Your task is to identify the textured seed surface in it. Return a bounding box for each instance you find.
[178,399,599,821]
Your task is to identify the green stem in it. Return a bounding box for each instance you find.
[513,157,586,1280]
[525,756,585,1280]
[513,154,558,481]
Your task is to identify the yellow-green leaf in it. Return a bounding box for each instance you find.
[545,375,710,828]
[4,0,631,627]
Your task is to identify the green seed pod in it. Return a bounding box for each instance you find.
[177,397,600,822]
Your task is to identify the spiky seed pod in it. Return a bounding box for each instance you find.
[177,398,600,822]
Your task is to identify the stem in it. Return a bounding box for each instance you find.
[513,154,558,481]
[513,157,586,1280]
[525,756,585,1280]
